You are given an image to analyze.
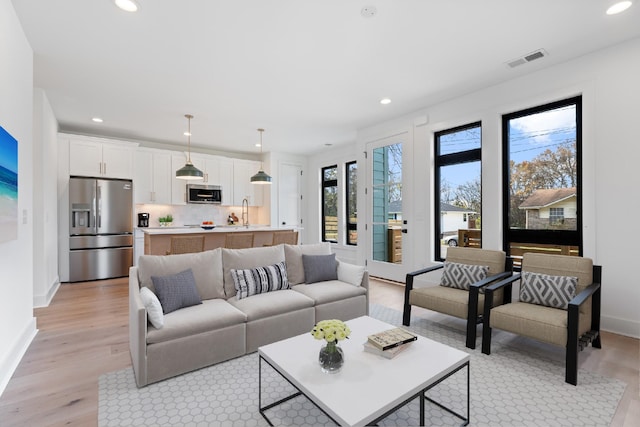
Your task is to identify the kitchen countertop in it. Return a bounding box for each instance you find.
[138,225,299,235]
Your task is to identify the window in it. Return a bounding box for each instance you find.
[346,161,358,245]
[503,96,582,267]
[435,122,482,261]
[321,165,338,242]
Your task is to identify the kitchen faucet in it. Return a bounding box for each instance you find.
[241,197,249,227]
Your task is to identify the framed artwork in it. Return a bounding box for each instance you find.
[0,125,18,243]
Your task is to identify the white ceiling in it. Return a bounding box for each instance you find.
[12,0,640,155]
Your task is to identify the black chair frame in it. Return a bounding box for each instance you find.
[402,258,512,349]
[481,265,602,385]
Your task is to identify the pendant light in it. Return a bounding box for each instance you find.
[250,128,272,184]
[176,114,204,180]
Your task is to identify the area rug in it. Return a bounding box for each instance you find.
[99,305,626,426]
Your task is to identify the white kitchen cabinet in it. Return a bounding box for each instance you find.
[134,149,172,204]
[69,137,135,179]
[233,159,264,206]
[190,154,235,205]
[134,229,145,266]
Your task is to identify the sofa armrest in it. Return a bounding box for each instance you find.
[361,270,370,315]
[129,266,148,387]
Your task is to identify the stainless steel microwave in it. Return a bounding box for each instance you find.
[187,184,222,204]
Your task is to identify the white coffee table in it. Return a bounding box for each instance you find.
[258,315,470,426]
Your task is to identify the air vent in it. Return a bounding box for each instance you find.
[507,49,548,68]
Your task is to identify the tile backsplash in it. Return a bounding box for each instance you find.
[136,204,262,227]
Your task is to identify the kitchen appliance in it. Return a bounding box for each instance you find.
[187,184,222,204]
[138,212,150,227]
[68,177,133,282]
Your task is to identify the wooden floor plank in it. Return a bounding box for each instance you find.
[0,277,637,426]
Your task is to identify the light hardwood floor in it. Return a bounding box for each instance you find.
[0,277,637,426]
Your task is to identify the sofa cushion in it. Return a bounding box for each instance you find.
[152,269,202,314]
[337,261,365,287]
[303,253,338,284]
[292,281,367,305]
[284,242,332,285]
[440,261,488,291]
[138,248,224,300]
[231,261,290,299]
[227,289,314,322]
[146,299,247,344]
[140,287,164,329]
[222,245,286,298]
[520,271,577,310]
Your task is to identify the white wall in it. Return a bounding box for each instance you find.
[32,89,59,307]
[0,0,37,396]
[350,37,640,337]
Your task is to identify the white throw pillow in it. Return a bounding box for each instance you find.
[140,287,164,329]
[337,261,365,287]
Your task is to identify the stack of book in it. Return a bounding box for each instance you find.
[363,327,417,359]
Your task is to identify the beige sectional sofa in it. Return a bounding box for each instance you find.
[129,242,369,387]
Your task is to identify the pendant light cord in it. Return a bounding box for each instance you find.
[186,114,193,163]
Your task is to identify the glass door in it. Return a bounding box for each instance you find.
[366,133,412,281]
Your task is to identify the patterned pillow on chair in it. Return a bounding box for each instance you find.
[519,271,577,310]
[440,261,489,291]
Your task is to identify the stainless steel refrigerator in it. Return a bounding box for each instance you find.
[68,177,133,282]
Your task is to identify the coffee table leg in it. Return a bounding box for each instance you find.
[420,390,425,426]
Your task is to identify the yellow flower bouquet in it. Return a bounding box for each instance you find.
[311,319,351,343]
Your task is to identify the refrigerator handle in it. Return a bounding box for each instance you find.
[97,184,102,229]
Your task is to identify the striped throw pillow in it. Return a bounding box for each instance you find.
[231,261,290,299]
[520,271,577,310]
[440,261,489,291]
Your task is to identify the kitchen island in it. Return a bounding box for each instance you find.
[140,226,299,255]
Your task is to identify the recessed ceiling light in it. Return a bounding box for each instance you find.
[606,1,632,15]
[92,117,103,123]
[380,98,392,105]
[183,131,191,136]
[115,0,138,12]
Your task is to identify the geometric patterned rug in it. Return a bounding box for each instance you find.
[99,304,626,426]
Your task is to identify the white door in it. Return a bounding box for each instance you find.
[366,132,413,282]
[278,163,302,229]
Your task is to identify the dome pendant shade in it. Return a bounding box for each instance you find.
[251,128,272,185]
[250,169,272,184]
[176,161,204,180]
[176,114,204,180]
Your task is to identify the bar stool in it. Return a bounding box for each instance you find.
[169,235,205,255]
[270,230,298,245]
[224,232,254,249]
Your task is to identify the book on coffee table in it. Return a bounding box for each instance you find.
[367,327,417,351]
[362,340,412,359]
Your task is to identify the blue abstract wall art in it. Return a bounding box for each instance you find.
[0,125,18,243]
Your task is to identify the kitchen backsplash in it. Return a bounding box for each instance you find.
[136,204,262,227]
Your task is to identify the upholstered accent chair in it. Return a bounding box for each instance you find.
[169,236,204,255]
[481,252,602,385]
[402,247,512,349]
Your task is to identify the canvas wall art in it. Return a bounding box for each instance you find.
[0,125,18,243]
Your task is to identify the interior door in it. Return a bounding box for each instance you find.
[366,133,412,282]
[278,162,302,231]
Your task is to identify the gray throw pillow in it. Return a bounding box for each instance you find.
[302,253,338,284]
[520,271,577,310]
[231,261,290,299]
[151,269,202,314]
[440,261,489,291]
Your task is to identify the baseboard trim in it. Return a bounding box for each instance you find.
[33,277,60,308]
[0,317,37,398]
[602,315,640,339]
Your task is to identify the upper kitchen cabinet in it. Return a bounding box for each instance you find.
[189,154,234,205]
[233,159,264,206]
[134,149,172,204]
[68,137,135,179]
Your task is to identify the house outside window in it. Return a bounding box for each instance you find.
[321,165,338,242]
[346,161,357,245]
[503,96,582,266]
[435,122,482,260]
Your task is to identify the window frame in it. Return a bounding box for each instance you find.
[321,165,338,243]
[434,121,482,261]
[345,160,357,246]
[501,96,583,263]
